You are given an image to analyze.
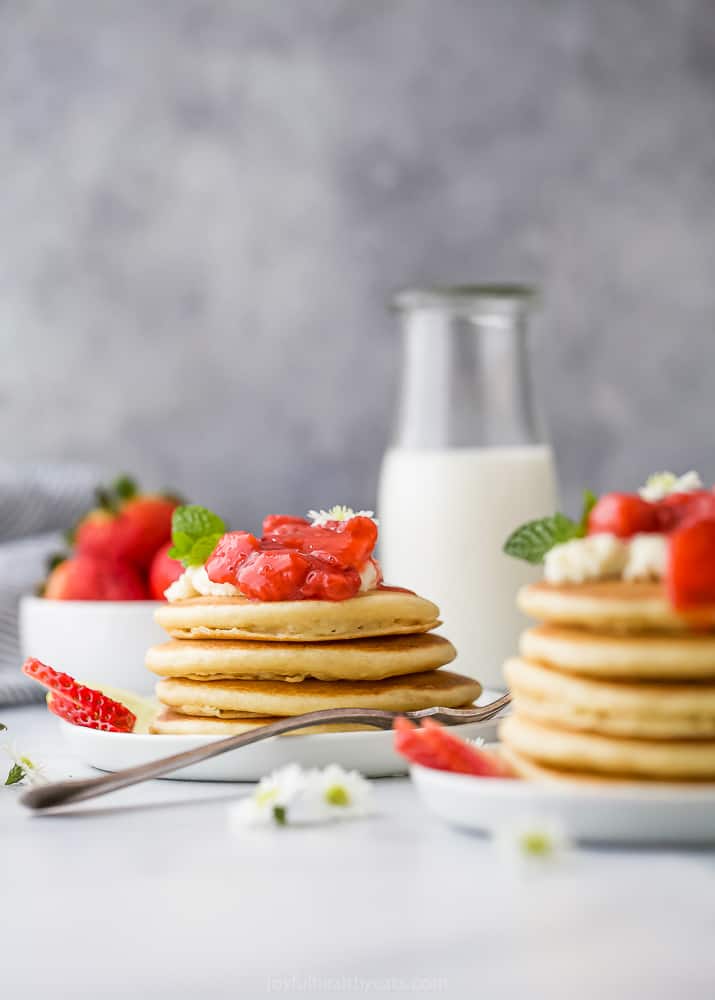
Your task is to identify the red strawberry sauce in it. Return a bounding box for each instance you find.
[205,515,382,602]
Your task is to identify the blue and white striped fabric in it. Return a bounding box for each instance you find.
[0,464,99,706]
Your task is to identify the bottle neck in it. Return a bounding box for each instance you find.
[393,306,545,449]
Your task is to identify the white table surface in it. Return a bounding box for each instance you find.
[3,704,715,1000]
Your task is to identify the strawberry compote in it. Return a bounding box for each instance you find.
[205,515,381,602]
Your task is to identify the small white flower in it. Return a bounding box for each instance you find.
[639,470,703,502]
[2,741,48,787]
[494,816,571,865]
[230,763,306,827]
[228,763,374,828]
[312,764,375,820]
[307,505,379,527]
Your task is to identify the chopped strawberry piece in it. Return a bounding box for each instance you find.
[237,550,312,601]
[22,658,136,732]
[657,491,715,532]
[588,493,660,538]
[667,519,715,609]
[301,562,361,601]
[205,531,261,584]
[393,717,515,777]
[393,717,448,769]
[262,514,310,535]
[299,516,378,570]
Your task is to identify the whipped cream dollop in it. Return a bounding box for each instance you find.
[622,533,668,581]
[165,558,382,601]
[544,533,668,585]
[544,534,628,584]
[164,565,241,601]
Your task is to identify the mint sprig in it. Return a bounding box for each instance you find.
[503,489,598,565]
[168,505,227,567]
[579,489,598,533]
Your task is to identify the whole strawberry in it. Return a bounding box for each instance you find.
[121,495,180,568]
[149,541,184,600]
[73,507,139,564]
[44,554,149,601]
[74,476,180,570]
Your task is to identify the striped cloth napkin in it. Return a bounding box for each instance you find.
[0,463,99,706]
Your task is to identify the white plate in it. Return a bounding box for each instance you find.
[411,761,715,845]
[58,689,509,781]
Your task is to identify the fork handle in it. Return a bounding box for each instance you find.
[20,708,398,811]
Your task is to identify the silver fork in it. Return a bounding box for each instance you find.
[20,693,511,812]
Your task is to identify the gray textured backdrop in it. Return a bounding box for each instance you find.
[2,0,715,529]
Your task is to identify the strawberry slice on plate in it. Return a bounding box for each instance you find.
[393,717,514,777]
[22,658,136,733]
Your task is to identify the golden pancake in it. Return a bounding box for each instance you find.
[149,708,371,735]
[505,657,715,738]
[155,669,481,718]
[155,589,440,642]
[520,624,715,680]
[145,633,456,682]
[499,714,715,780]
[500,744,715,786]
[518,580,715,633]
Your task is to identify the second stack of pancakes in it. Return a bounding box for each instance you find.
[147,588,481,734]
[500,580,715,782]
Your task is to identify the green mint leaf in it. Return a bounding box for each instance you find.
[503,512,581,564]
[273,805,287,825]
[5,763,25,786]
[188,533,223,567]
[170,506,227,567]
[0,723,6,732]
[170,531,194,555]
[172,505,226,543]
[579,489,598,533]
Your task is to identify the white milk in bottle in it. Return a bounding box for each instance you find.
[378,287,558,689]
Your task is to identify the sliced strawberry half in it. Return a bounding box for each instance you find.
[22,658,136,733]
[667,519,715,609]
[393,717,515,777]
[47,692,133,733]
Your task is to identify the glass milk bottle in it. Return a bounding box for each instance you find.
[378,286,557,690]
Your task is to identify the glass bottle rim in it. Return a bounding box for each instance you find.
[390,284,538,319]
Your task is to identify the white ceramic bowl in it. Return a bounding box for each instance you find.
[19,596,167,694]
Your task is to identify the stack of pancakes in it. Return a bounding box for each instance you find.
[500,580,715,783]
[147,588,481,734]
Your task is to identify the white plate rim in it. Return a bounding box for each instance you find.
[410,761,715,803]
